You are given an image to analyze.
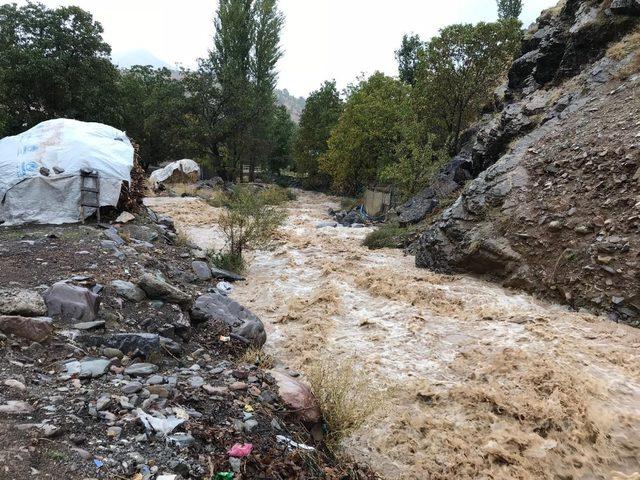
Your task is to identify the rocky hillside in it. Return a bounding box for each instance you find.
[402,0,640,325]
[276,89,306,123]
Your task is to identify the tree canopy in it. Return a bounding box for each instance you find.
[293,80,343,189]
[320,73,411,195]
[0,2,119,135]
[413,20,521,153]
[497,0,523,20]
[396,33,422,86]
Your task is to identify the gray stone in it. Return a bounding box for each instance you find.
[125,363,159,376]
[43,281,100,322]
[167,433,195,448]
[111,280,147,302]
[0,288,47,317]
[209,267,245,282]
[64,358,111,378]
[72,320,106,331]
[96,395,111,411]
[84,333,161,358]
[104,227,125,246]
[138,274,191,306]
[191,261,212,280]
[190,293,266,347]
[611,0,640,15]
[124,225,159,243]
[123,381,143,394]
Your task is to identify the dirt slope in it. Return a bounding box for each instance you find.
[147,191,640,480]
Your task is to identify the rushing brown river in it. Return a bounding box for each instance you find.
[145,190,640,480]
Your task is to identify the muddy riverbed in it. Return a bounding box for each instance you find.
[145,190,640,480]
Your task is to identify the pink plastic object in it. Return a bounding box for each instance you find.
[227,443,253,457]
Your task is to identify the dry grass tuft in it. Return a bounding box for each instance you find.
[238,346,275,369]
[173,231,191,248]
[608,26,640,60]
[306,359,385,451]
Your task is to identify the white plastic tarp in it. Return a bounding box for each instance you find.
[0,118,134,226]
[149,159,200,188]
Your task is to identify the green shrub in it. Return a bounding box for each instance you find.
[258,185,296,205]
[362,223,410,249]
[208,251,245,274]
[218,185,286,258]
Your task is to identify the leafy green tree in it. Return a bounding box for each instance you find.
[248,0,284,180]
[208,0,284,181]
[396,33,423,86]
[497,0,523,20]
[321,73,411,195]
[266,105,295,173]
[210,0,255,180]
[413,21,521,154]
[117,66,190,167]
[379,127,447,201]
[0,2,120,135]
[293,80,343,189]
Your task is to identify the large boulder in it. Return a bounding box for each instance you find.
[43,282,100,322]
[0,316,53,342]
[0,288,47,317]
[138,273,191,307]
[190,293,266,347]
[269,369,321,424]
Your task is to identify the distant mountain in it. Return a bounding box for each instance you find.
[276,89,305,123]
[113,49,172,69]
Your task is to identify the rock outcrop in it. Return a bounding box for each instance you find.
[413,0,640,325]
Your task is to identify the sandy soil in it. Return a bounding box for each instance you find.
[145,191,640,480]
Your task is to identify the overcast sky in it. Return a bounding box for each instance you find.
[17,0,557,97]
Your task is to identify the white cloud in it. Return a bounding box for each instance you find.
[15,0,558,97]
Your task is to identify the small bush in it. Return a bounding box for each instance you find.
[208,251,245,273]
[306,359,385,451]
[258,185,297,205]
[362,223,409,249]
[218,186,286,258]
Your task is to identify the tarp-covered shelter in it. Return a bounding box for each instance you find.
[149,159,200,189]
[0,119,134,226]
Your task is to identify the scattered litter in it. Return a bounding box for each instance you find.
[93,459,104,469]
[219,335,231,343]
[276,435,315,451]
[243,404,254,412]
[156,476,178,480]
[215,473,234,480]
[217,281,233,295]
[136,408,185,435]
[227,443,253,457]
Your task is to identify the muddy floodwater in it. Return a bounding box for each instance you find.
[145,190,640,480]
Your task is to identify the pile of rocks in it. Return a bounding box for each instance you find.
[0,209,373,479]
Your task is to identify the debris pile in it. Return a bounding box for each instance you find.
[0,208,376,479]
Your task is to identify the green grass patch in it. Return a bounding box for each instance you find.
[362,223,410,250]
